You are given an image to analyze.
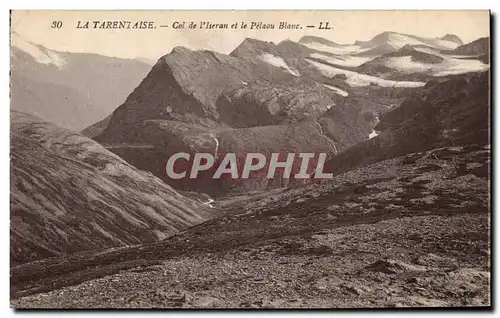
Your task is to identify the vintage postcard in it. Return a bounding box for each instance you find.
[10,10,491,309]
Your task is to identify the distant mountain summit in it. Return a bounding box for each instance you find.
[230,37,280,57]
[298,35,344,47]
[387,44,444,63]
[355,31,460,52]
[440,34,463,45]
[11,32,67,68]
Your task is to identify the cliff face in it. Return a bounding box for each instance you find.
[10,111,215,265]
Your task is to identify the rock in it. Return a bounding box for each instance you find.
[239,299,264,308]
[416,253,456,267]
[364,259,426,275]
[344,286,362,296]
[407,233,423,242]
[448,37,489,56]
[410,296,448,307]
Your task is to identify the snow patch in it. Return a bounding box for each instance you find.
[322,84,349,97]
[209,133,219,158]
[12,33,66,68]
[258,53,299,76]
[369,130,379,139]
[310,52,374,67]
[446,54,486,60]
[385,56,489,76]
[413,47,443,56]
[302,42,367,55]
[307,59,425,88]
[203,198,215,208]
[383,33,459,51]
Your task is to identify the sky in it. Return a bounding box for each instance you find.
[11,10,490,60]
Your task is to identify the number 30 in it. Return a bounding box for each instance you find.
[51,21,63,29]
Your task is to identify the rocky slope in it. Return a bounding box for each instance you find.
[440,34,464,45]
[11,33,152,131]
[298,32,460,59]
[11,143,490,308]
[10,111,215,265]
[446,37,489,56]
[80,114,112,138]
[324,71,489,175]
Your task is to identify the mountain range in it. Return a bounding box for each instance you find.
[10,32,153,131]
[89,32,489,196]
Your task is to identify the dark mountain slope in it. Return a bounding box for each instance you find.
[298,36,346,47]
[446,37,489,56]
[323,72,489,174]
[384,45,444,63]
[354,31,459,51]
[10,111,215,265]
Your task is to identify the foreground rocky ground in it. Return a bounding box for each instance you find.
[11,144,490,308]
[13,213,489,308]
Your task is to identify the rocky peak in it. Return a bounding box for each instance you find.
[440,34,463,45]
[230,38,278,57]
[366,31,398,45]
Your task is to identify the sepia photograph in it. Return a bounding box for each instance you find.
[9,10,491,309]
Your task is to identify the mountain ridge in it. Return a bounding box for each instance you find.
[11,111,216,265]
